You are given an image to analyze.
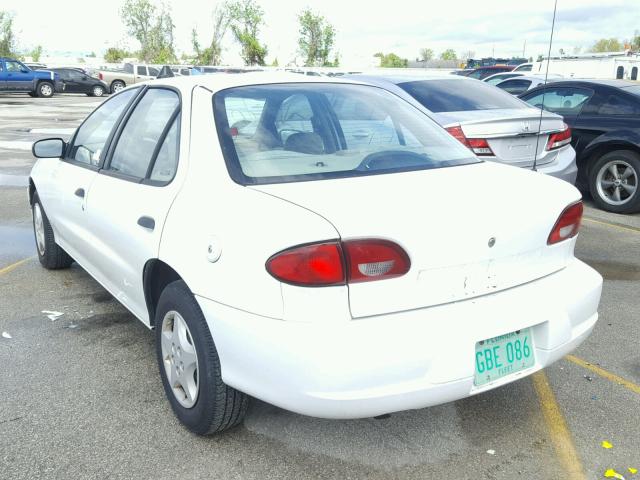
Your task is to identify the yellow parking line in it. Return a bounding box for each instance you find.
[582,217,640,234]
[0,257,31,276]
[532,371,586,480]
[566,355,640,395]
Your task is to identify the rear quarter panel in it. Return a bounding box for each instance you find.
[159,86,340,320]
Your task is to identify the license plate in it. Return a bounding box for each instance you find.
[474,328,535,386]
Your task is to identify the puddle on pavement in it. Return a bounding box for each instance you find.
[0,225,34,258]
[0,174,29,187]
[584,259,640,281]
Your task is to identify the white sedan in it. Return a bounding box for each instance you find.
[29,73,603,435]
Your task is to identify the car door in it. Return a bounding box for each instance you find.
[85,87,182,324]
[41,88,141,272]
[4,60,32,91]
[64,69,87,93]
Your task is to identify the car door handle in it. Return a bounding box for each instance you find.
[137,216,155,231]
[74,188,85,198]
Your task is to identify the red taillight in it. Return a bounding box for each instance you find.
[266,242,345,286]
[343,239,411,283]
[98,72,103,80]
[547,201,583,245]
[266,239,410,286]
[445,125,494,156]
[445,125,469,146]
[546,123,571,151]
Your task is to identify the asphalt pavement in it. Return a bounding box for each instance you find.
[0,93,638,480]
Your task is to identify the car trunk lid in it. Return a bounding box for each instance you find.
[253,161,580,318]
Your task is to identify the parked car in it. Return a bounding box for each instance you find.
[484,72,526,85]
[97,63,159,93]
[48,68,109,97]
[520,79,640,212]
[495,75,562,95]
[457,65,515,80]
[348,74,578,184]
[29,73,601,434]
[513,63,534,72]
[0,57,62,97]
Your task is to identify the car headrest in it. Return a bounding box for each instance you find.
[284,132,324,155]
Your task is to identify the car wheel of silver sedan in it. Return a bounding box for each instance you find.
[590,150,640,213]
[154,280,248,435]
[32,193,74,269]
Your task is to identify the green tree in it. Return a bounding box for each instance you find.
[30,45,43,62]
[439,48,457,61]
[271,57,279,66]
[87,51,97,58]
[0,11,17,57]
[297,8,336,67]
[589,38,623,53]
[104,47,130,63]
[228,0,267,66]
[631,30,640,50]
[192,3,232,65]
[419,48,434,62]
[120,0,176,63]
[374,52,408,68]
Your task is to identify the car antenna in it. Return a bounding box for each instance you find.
[533,0,558,172]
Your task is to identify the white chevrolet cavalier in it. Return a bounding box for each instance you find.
[29,74,603,435]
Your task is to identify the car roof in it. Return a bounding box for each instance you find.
[133,71,370,95]
[345,74,471,86]
[538,78,638,88]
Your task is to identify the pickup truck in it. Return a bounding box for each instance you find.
[0,57,62,97]
[97,63,159,93]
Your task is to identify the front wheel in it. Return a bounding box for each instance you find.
[37,82,54,98]
[155,280,248,435]
[91,85,105,97]
[589,150,640,213]
[32,194,74,269]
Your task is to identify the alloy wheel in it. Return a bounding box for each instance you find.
[596,160,638,206]
[33,203,46,256]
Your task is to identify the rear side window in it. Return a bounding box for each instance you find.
[108,88,180,179]
[213,83,477,185]
[522,88,592,115]
[497,79,532,95]
[598,94,640,115]
[399,79,526,112]
[67,88,139,166]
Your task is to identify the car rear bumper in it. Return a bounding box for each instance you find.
[536,145,578,185]
[196,258,602,419]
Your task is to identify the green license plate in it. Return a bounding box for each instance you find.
[474,328,535,386]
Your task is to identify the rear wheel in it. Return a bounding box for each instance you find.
[110,80,125,93]
[589,150,640,213]
[155,280,248,435]
[32,194,74,269]
[37,82,54,98]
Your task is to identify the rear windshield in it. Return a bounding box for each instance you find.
[213,83,477,185]
[398,79,526,113]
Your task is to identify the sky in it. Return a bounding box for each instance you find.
[2,0,640,66]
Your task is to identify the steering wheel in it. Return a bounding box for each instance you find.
[355,150,433,171]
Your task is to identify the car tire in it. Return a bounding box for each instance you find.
[37,81,55,98]
[32,193,74,269]
[589,150,640,213]
[110,80,125,94]
[154,280,248,435]
[91,85,105,97]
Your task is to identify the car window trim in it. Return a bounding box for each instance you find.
[62,86,143,171]
[142,108,181,185]
[101,85,182,186]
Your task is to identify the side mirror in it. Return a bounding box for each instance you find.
[32,138,66,158]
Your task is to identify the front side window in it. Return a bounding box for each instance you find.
[399,79,526,112]
[522,87,593,115]
[214,83,477,185]
[5,61,25,72]
[137,66,146,75]
[67,88,139,166]
[108,88,180,178]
